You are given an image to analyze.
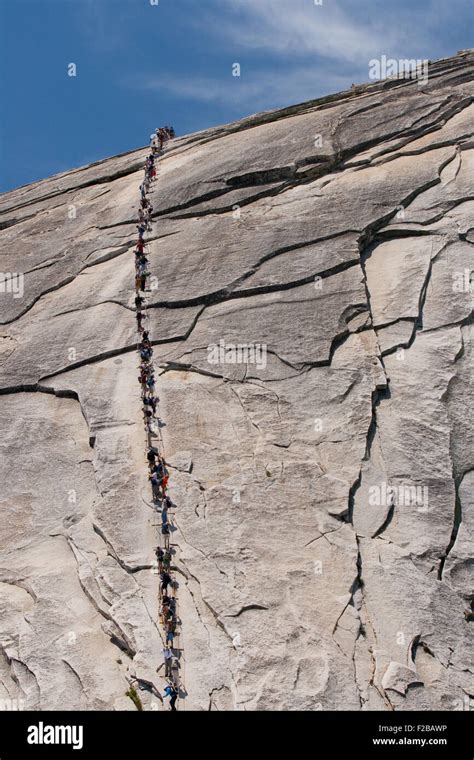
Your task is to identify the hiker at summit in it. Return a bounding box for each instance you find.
[156,128,165,151]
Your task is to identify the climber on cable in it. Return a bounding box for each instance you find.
[162,646,173,677]
[147,447,158,466]
[162,550,171,572]
[161,570,172,594]
[163,685,178,712]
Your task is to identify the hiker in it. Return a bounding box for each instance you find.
[161,596,170,618]
[162,603,171,626]
[156,128,164,151]
[135,294,144,310]
[161,571,172,593]
[162,521,170,549]
[143,396,157,415]
[155,465,169,493]
[170,655,180,688]
[147,396,157,414]
[163,646,173,677]
[163,550,171,572]
[163,685,177,711]
[161,471,169,493]
[155,546,164,570]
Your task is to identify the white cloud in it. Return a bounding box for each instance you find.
[197,0,429,63]
[137,66,352,109]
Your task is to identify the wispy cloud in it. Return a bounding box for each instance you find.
[193,0,472,65]
[194,0,434,64]
[123,0,472,121]
[136,66,352,109]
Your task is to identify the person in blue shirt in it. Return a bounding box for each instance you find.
[163,685,177,711]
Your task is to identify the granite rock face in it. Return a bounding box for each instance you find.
[0,51,473,711]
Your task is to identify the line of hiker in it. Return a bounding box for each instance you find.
[134,126,182,713]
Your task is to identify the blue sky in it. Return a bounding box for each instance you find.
[0,0,472,192]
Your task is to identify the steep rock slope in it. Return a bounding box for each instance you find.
[0,51,473,711]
